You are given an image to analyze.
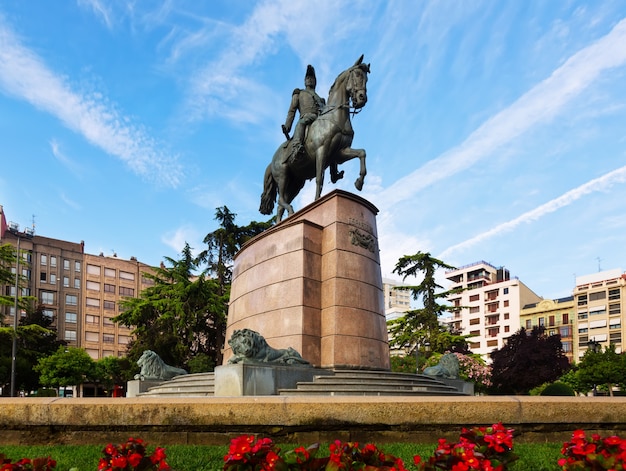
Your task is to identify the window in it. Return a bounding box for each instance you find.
[42,309,54,319]
[74,278,80,289]
[104,317,114,326]
[119,335,130,345]
[487,340,498,347]
[503,288,509,295]
[560,326,572,337]
[103,334,115,344]
[539,317,545,327]
[504,313,509,320]
[503,300,509,307]
[469,318,480,325]
[469,306,480,313]
[488,327,499,338]
[85,332,99,342]
[63,276,69,287]
[86,297,100,308]
[469,294,479,302]
[66,294,78,305]
[504,325,510,333]
[41,291,54,304]
[104,300,115,311]
[562,313,569,324]
[75,261,81,272]
[610,323,622,330]
[64,259,70,270]
[64,330,77,342]
[86,315,100,325]
[104,283,115,293]
[470,342,480,349]
[578,312,588,320]
[549,315,555,327]
[469,330,480,336]
[578,294,588,306]
[589,291,606,302]
[87,264,101,275]
[50,274,56,285]
[609,289,621,301]
[41,254,47,266]
[578,328,588,333]
[50,256,57,267]
[40,272,47,282]
[525,319,532,329]
[609,303,621,315]
[86,281,100,291]
[119,286,134,296]
[65,312,77,323]
[104,268,116,278]
[562,342,572,353]
[119,271,135,281]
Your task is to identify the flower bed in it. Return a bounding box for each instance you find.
[1,425,625,470]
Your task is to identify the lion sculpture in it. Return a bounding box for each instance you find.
[134,350,188,381]
[227,328,311,366]
[423,352,460,379]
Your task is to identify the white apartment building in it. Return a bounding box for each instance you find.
[444,261,542,361]
[574,268,625,360]
[382,277,412,322]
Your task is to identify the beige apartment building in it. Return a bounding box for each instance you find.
[573,269,625,360]
[444,261,542,361]
[1,205,153,359]
[519,297,575,362]
[382,277,412,323]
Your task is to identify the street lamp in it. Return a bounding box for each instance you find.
[8,223,33,397]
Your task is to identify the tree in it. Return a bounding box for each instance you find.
[93,356,133,396]
[114,243,228,369]
[0,304,66,395]
[196,206,272,296]
[576,344,625,396]
[34,346,95,397]
[489,326,570,394]
[0,244,16,311]
[388,252,465,360]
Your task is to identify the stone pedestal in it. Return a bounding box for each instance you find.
[126,379,162,397]
[223,190,390,370]
[214,364,331,396]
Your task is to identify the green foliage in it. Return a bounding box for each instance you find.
[576,343,625,396]
[115,243,228,370]
[389,354,417,373]
[556,365,590,396]
[187,353,215,373]
[0,243,16,309]
[489,326,570,395]
[387,252,465,356]
[540,381,575,396]
[93,356,133,394]
[0,303,66,394]
[34,346,95,392]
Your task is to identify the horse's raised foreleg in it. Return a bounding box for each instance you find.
[337,147,367,191]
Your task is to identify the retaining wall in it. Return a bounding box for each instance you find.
[1,396,626,445]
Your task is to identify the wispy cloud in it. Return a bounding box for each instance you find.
[49,139,84,178]
[161,224,202,256]
[77,0,113,29]
[0,15,183,187]
[439,164,626,259]
[377,16,626,210]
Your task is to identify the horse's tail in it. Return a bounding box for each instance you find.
[259,164,277,215]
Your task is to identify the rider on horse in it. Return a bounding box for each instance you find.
[282,65,343,183]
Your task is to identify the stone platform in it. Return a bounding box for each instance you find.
[224,190,389,370]
[2,396,626,445]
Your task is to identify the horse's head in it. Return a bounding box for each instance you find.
[346,54,370,109]
[328,54,370,109]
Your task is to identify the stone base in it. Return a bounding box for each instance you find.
[214,363,331,396]
[126,379,163,398]
[437,378,475,396]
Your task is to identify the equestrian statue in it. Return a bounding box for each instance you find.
[260,55,370,222]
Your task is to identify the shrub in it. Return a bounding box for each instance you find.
[541,382,575,396]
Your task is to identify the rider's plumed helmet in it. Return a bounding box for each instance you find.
[305,65,316,86]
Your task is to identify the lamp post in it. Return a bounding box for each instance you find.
[587,337,601,396]
[10,235,20,398]
[8,223,33,397]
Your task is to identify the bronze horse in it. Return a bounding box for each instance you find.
[260,55,370,222]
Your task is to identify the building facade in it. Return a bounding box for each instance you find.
[519,297,575,362]
[1,205,154,360]
[573,269,625,360]
[444,261,542,361]
[382,277,412,323]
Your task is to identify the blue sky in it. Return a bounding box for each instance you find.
[1,1,626,300]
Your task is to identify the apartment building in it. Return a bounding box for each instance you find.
[520,296,575,362]
[81,253,154,359]
[1,205,154,359]
[444,261,542,361]
[574,269,625,360]
[382,277,412,322]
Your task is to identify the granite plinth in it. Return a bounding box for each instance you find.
[214,364,332,396]
[224,190,390,370]
[126,379,163,397]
